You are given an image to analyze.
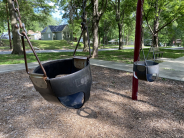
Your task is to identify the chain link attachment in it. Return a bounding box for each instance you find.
[15,23,27,36]
[73,0,91,58]
[12,0,24,34]
[12,0,19,11]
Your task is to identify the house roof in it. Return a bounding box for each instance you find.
[28,30,35,35]
[28,30,41,35]
[41,24,67,33]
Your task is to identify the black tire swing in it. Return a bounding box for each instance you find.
[14,0,92,109]
[133,47,159,82]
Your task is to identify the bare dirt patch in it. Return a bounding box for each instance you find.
[0,66,184,138]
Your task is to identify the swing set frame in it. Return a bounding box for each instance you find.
[132,0,144,100]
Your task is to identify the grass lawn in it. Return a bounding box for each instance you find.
[98,45,134,49]
[1,39,84,50]
[1,39,135,50]
[0,48,184,65]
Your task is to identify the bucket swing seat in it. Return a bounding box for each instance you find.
[133,48,159,82]
[21,31,92,109]
[13,0,91,109]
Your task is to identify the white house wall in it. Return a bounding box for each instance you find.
[62,26,72,41]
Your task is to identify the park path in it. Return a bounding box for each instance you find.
[0,47,184,81]
[0,47,134,55]
[0,57,184,81]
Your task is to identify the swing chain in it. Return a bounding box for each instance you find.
[12,0,27,36]
[73,0,91,58]
[11,0,48,78]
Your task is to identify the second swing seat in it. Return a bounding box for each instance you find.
[133,60,159,82]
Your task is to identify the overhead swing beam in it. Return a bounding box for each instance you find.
[132,0,144,100]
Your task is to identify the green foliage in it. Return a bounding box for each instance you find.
[143,0,184,47]
[0,1,7,33]
[0,0,57,33]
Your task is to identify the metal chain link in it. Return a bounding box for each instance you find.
[139,0,155,62]
[73,0,91,58]
[11,0,47,77]
[12,0,27,36]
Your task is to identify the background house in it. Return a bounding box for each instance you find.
[41,24,72,41]
[0,32,13,40]
[28,30,41,40]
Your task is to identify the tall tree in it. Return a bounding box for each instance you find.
[7,0,22,54]
[111,0,136,50]
[6,0,12,49]
[0,0,8,34]
[59,0,90,51]
[99,8,116,46]
[91,0,107,58]
[143,0,184,47]
[123,14,136,46]
[6,0,55,54]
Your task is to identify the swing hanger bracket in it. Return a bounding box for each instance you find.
[12,0,27,36]
[15,23,27,36]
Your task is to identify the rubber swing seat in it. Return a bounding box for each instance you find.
[30,58,92,109]
[133,60,159,82]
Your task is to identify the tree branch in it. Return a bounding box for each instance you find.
[109,0,115,6]
[164,2,170,7]
[143,9,155,35]
[99,0,107,19]
[156,15,182,33]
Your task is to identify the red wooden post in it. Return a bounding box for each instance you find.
[132,0,144,100]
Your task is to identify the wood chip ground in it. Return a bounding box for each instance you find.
[0,65,184,138]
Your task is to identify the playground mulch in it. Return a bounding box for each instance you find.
[0,65,184,138]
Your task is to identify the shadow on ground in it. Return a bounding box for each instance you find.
[0,66,183,137]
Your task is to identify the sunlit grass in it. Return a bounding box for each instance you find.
[0,51,89,65]
[99,45,134,49]
[1,39,84,50]
[0,47,184,65]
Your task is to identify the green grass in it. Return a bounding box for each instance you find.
[0,52,85,65]
[98,45,134,49]
[97,50,134,64]
[0,48,184,65]
[1,39,135,50]
[1,39,84,50]
[97,48,184,64]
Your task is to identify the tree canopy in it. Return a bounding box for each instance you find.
[1,0,184,54]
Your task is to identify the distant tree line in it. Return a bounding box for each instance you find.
[0,0,184,56]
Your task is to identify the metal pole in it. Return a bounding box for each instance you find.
[132,0,144,100]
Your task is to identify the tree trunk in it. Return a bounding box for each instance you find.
[141,27,144,48]
[98,33,101,47]
[6,0,12,49]
[103,34,105,47]
[82,10,89,52]
[105,34,108,45]
[8,0,23,54]
[152,1,159,47]
[118,23,123,50]
[83,30,89,52]
[126,32,128,46]
[92,0,99,58]
[152,33,159,47]
[92,20,99,58]
[123,27,124,46]
[103,20,105,47]
[91,0,107,58]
